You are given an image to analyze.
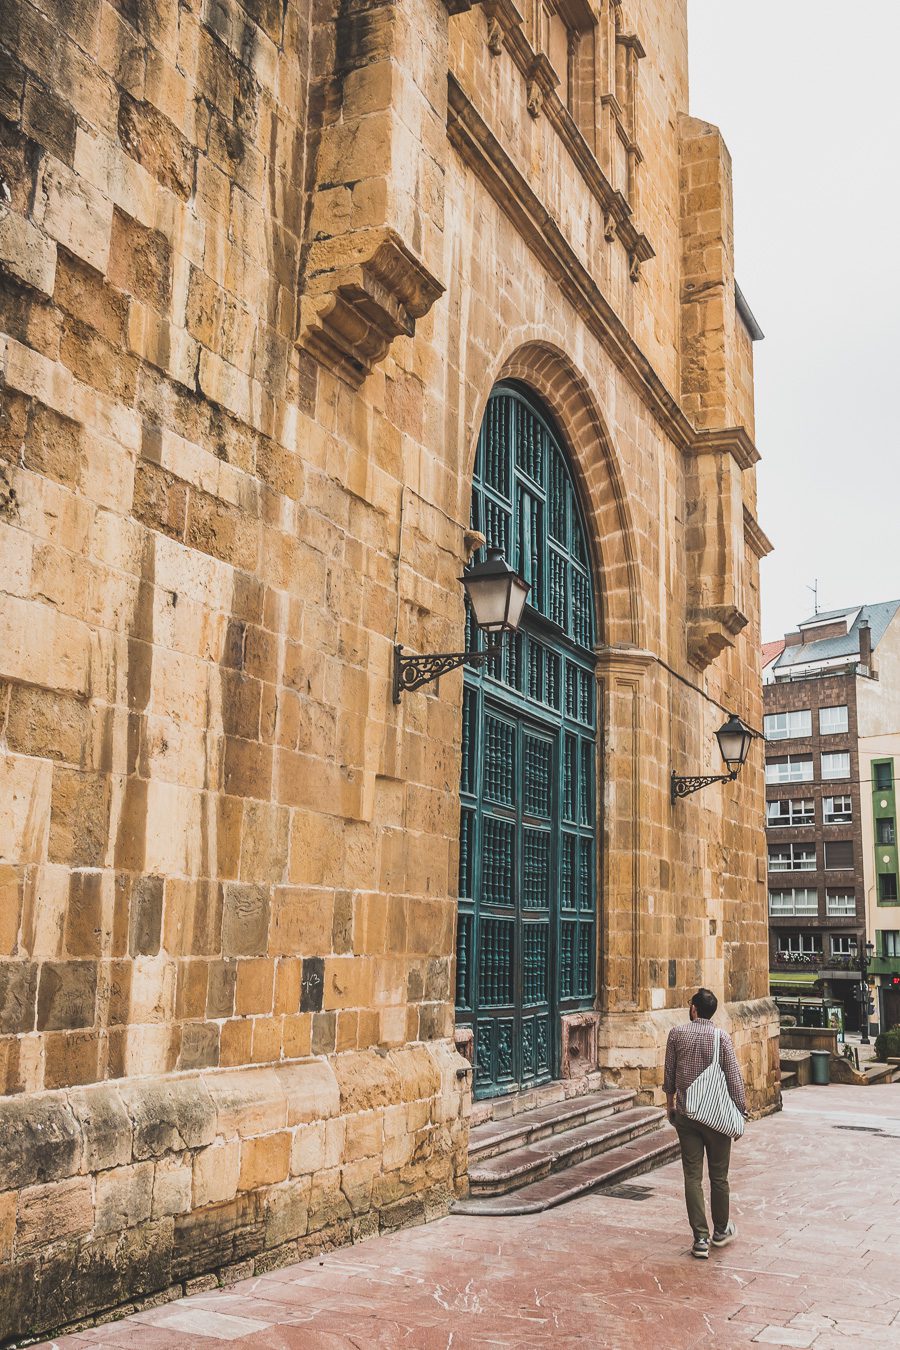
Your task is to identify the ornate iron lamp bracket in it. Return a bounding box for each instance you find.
[393,643,503,702]
[670,770,737,804]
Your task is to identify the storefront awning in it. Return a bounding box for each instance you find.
[770,972,820,988]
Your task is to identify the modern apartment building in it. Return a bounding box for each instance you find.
[765,601,900,1033]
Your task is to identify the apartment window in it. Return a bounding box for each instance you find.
[874,761,893,791]
[882,930,900,957]
[821,752,851,780]
[824,840,854,870]
[831,935,856,957]
[879,873,898,902]
[767,799,815,828]
[768,843,816,872]
[823,796,852,825]
[766,756,814,785]
[825,891,857,917]
[764,710,812,742]
[769,889,818,917]
[776,933,821,955]
[819,705,849,736]
[877,818,896,845]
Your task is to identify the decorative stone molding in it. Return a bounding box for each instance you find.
[300,229,445,389]
[457,12,653,273]
[689,425,761,471]
[447,78,684,449]
[743,506,773,559]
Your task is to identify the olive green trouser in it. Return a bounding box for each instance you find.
[674,1114,731,1240]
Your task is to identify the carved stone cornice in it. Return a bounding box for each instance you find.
[447,76,687,444]
[300,228,445,389]
[689,425,761,472]
[743,507,774,559]
[465,21,653,266]
[615,32,646,59]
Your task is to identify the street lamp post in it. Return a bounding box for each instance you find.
[850,938,876,1045]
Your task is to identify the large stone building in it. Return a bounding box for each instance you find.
[0,0,777,1333]
[764,601,900,1034]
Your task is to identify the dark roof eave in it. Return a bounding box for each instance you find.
[735,281,764,341]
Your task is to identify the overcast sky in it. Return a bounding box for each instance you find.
[687,1,900,643]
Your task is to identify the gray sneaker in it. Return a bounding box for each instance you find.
[691,1236,710,1259]
[711,1221,736,1248]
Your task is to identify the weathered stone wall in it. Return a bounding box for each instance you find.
[0,0,776,1333]
[0,1042,467,1339]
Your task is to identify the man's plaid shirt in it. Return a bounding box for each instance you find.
[663,1019,747,1115]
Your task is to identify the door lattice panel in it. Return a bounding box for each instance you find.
[457,384,598,1099]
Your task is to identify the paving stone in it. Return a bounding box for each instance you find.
[29,1086,900,1348]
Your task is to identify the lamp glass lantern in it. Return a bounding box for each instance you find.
[461,547,531,636]
[393,548,530,701]
[715,713,755,774]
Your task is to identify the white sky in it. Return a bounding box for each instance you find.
[687,1,900,643]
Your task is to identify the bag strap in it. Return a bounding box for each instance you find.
[713,1026,721,1064]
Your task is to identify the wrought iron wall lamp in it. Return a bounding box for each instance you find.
[393,548,530,701]
[671,713,756,803]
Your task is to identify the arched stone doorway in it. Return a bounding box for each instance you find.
[456,383,599,1098]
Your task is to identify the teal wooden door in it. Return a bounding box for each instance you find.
[456,385,598,1098]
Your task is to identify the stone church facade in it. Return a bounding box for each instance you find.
[0,0,777,1333]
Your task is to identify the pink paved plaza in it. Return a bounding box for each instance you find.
[36,1085,900,1349]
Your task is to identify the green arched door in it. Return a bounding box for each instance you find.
[456,384,598,1098]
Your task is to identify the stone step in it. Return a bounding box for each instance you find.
[780,1071,798,1090]
[454,1126,681,1216]
[864,1063,899,1085]
[468,1106,666,1196]
[468,1089,637,1166]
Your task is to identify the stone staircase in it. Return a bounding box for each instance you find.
[454,1088,679,1216]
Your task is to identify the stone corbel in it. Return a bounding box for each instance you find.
[483,0,523,53]
[526,53,559,119]
[300,228,445,389]
[686,606,749,670]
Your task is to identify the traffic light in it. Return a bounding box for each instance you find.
[891,974,900,988]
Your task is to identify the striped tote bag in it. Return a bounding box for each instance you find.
[684,1028,746,1140]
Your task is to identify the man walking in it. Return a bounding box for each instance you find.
[663,987,747,1259]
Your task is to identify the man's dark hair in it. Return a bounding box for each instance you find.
[691,987,718,1019]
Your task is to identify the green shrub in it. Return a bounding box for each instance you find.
[873,1026,900,1062]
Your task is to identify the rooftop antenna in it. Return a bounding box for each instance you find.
[806,579,819,615]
